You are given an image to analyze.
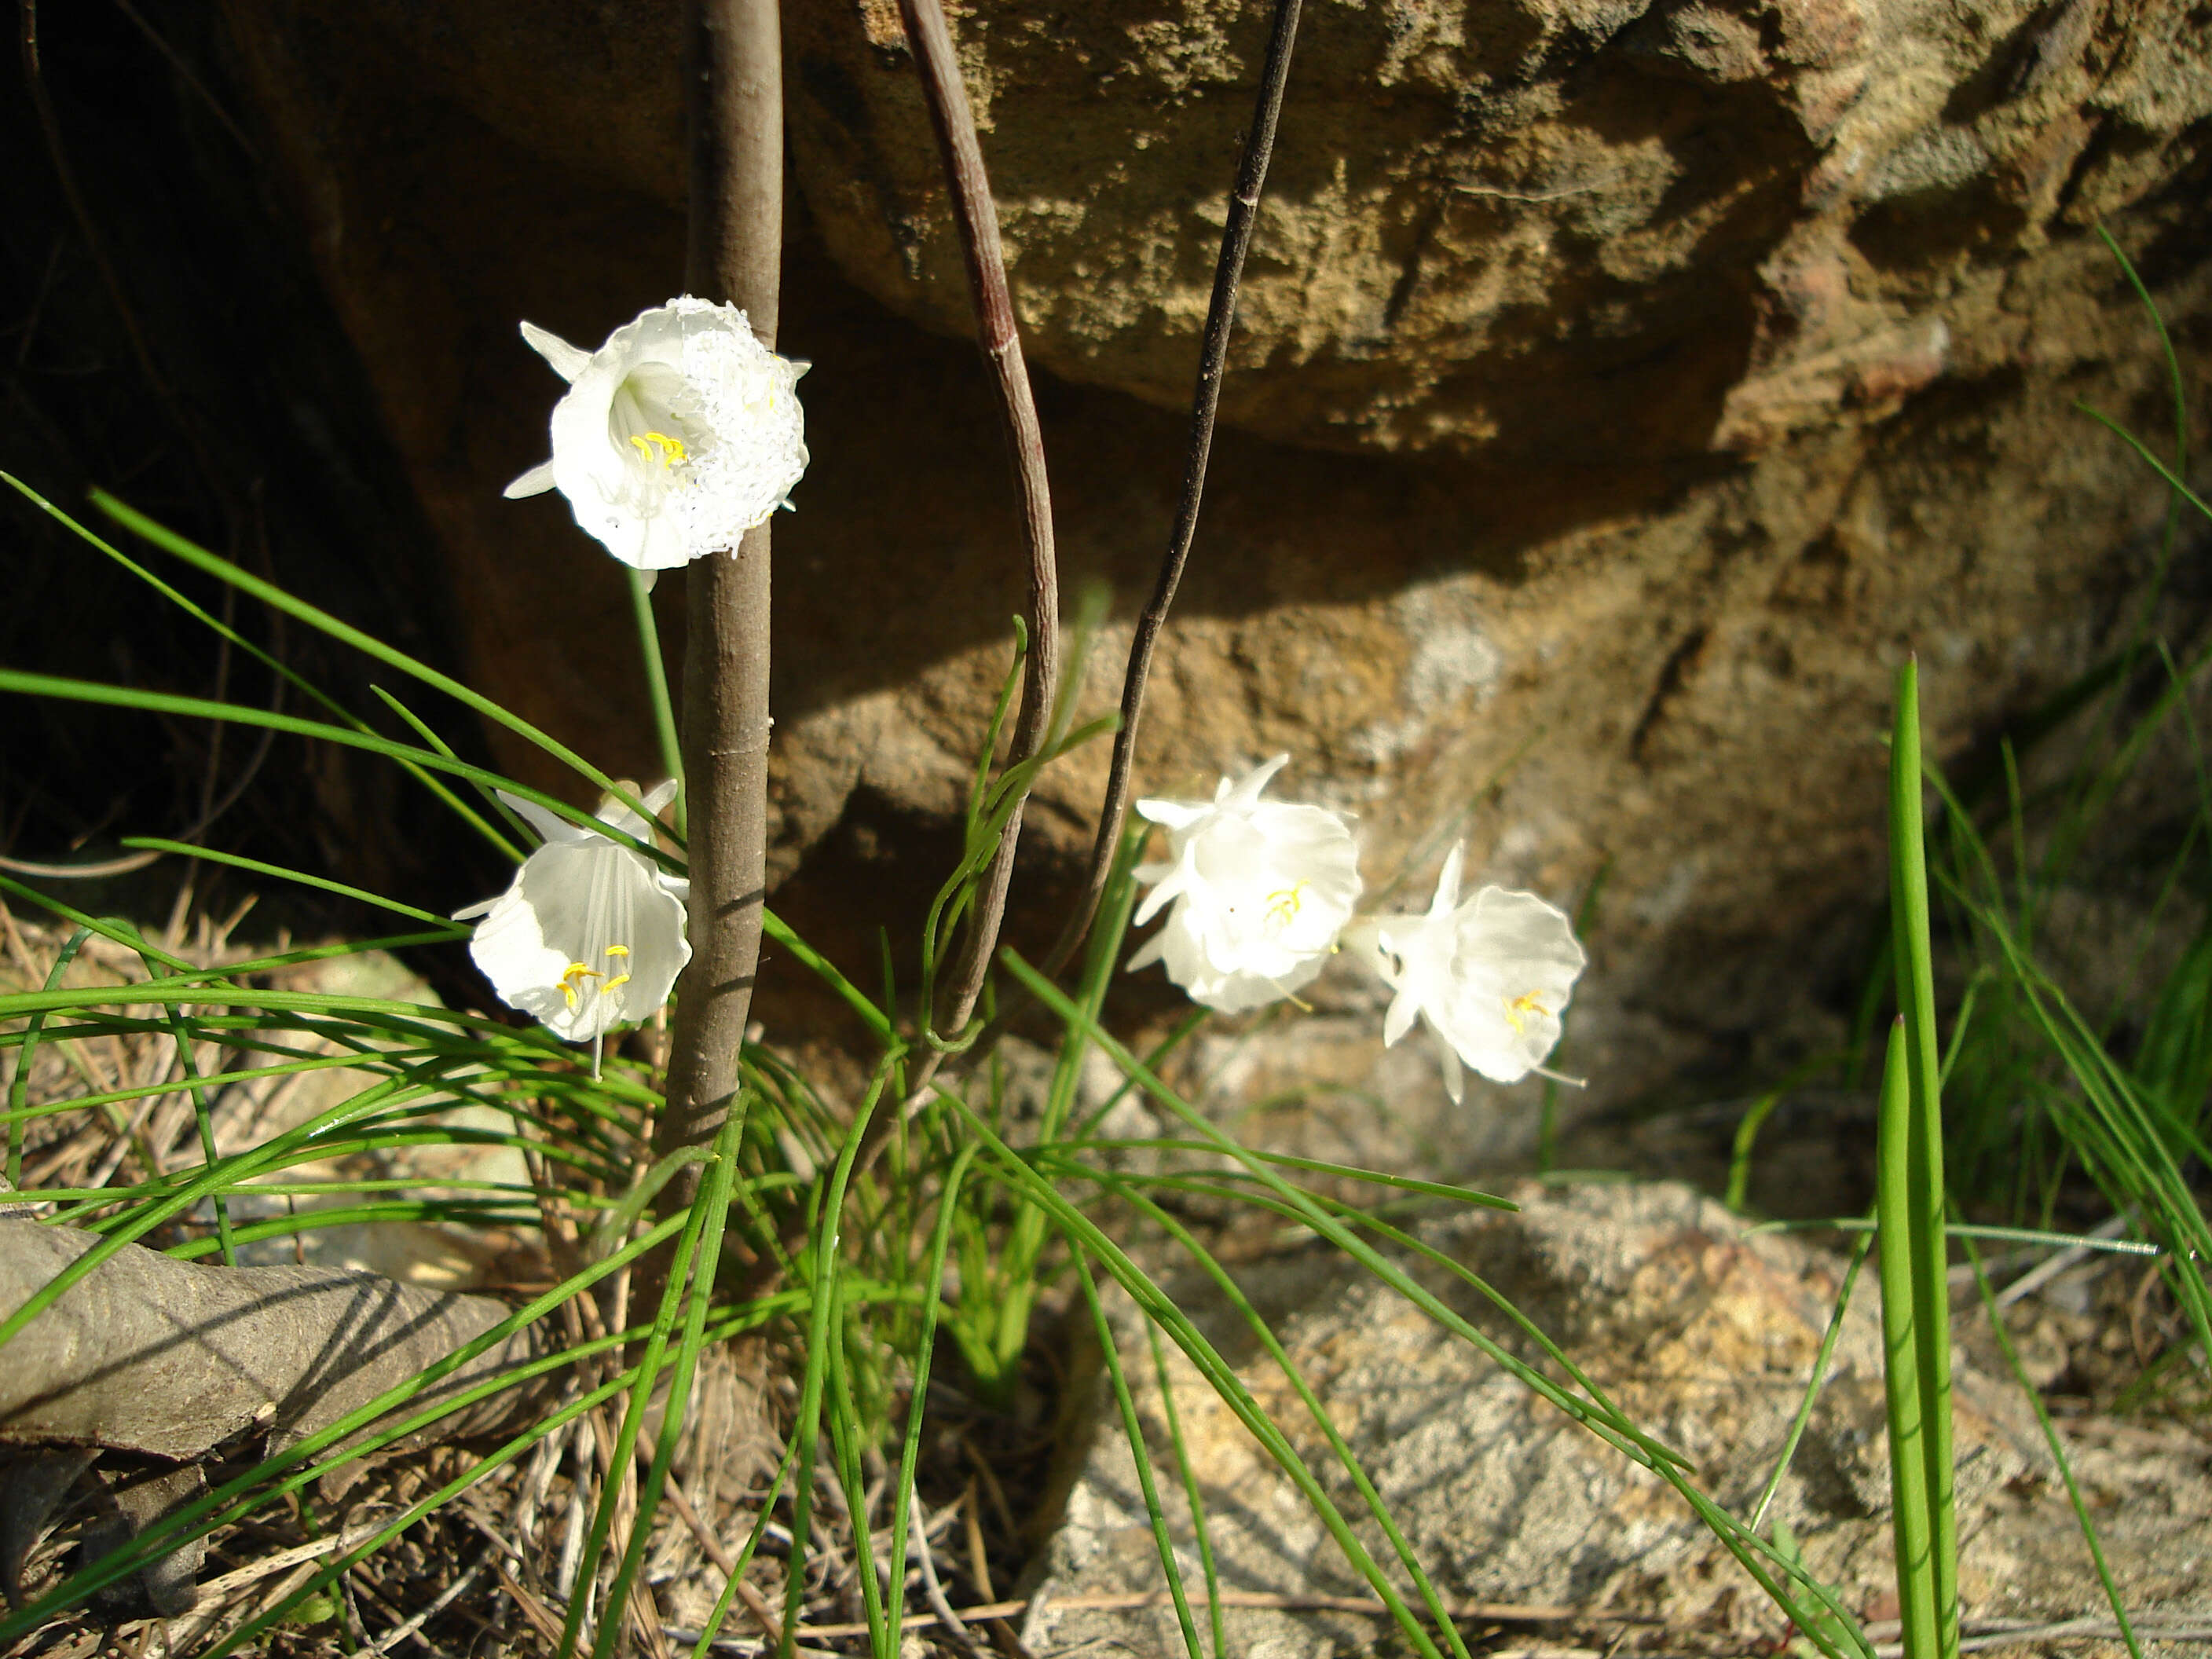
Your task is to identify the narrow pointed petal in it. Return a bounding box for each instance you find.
[495,790,595,845]
[519,320,591,383]
[1430,1024,1467,1104]
[1432,844,1464,915]
[1382,987,1419,1047]
[1223,753,1291,808]
[1134,798,1207,830]
[504,460,558,499]
[1130,861,1189,927]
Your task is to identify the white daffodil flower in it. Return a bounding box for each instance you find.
[454,782,690,1067]
[504,298,808,573]
[1345,845,1587,1102]
[1127,755,1361,1013]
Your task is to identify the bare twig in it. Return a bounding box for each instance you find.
[737,0,1061,1298]
[654,0,784,1199]
[1045,0,1305,973]
[909,1488,986,1659]
[896,0,1062,1042]
[363,1552,489,1656]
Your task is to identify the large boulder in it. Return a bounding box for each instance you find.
[1020,1181,2212,1657]
[214,0,2211,1128]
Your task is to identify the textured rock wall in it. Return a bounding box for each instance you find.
[214,0,2212,1133]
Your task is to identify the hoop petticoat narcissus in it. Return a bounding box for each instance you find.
[1126,755,1361,1013]
[1344,844,1587,1102]
[454,782,690,1064]
[504,298,808,574]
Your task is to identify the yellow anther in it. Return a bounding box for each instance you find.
[1264,881,1309,927]
[1502,991,1549,1035]
[628,430,687,467]
[605,944,630,958]
[602,973,632,993]
[558,961,602,1010]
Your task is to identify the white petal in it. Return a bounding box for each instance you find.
[519,320,592,383]
[1222,754,1291,808]
[641,779,680,815]
[1130,864,1188,928]
[1431,844,1464,916]
[1126,930,1168,972]
[496,789,596,846]
[1427,1022,1467,1103]
[503,460,558,499]
[1134,797,1207,830]
[1382,987,1419,1047]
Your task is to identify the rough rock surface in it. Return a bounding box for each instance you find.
[211,1,2212,1125]
[1021,1181,2212,1658]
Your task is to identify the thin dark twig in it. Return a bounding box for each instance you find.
[736,0,1063,1303]
[1044,0,1305,975]
[895,0,1062,1043]
[654,0,783,1202]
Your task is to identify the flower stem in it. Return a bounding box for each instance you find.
[1046,0,1306,974]
[896,0,1061,1042]
[625,568,685,834]
[654,0,782,1201]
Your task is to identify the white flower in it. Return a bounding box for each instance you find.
[504,298,808,572]
[1127,756,1361,1013]
[1345,845,1587,1102]
[453,782,690,1048]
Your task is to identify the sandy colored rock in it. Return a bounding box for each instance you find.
[211,0,2212,1127]
[1021,1180,2211,1658]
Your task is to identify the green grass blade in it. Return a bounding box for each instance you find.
[119,839,468,928]
[1147,1316,1227,1659]
[90,489,657,827]
[1960,1233,2144,1659]
[6,926,90,1186]
[626,567,685,833]
[599,1103,752,1659]
[1888,660,1959,1659]
[0,668,679,870]
[365,685,526,859]
[1073,1251,1207,1659]
[783,1062,892,1657]
[1751,1226,1873,1530]
[1875,1019,1943,1659]
[886,1142,977,1658]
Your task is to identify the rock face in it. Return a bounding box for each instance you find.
[214,0,2212,1122]
[1021,1181,2209,1658]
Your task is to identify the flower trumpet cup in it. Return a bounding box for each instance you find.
[1345,844,1586,1101]
[1128,755,1361,1013]
[454,781,690,1047]
[504,298,808,573]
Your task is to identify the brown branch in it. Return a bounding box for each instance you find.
[654,0,785,1199]
[734,0,1064,1302]
[896,0,1062,1043]
[1045,0,1306,974]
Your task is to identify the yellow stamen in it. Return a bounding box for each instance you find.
[602,974,632,993]
[1264,881,1309,928]
[629,430,687,467]
[1502,991,1549,1035]
[558,961,602,1010]
[606,944,630,958]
